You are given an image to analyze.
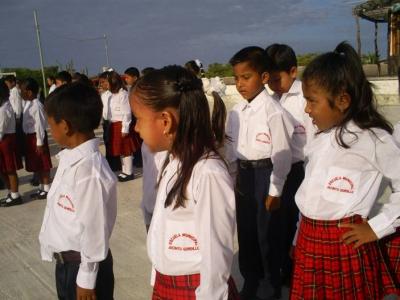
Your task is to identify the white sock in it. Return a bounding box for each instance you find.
[43,184,50,192]
[11,192,20,199]
[122,156,133,175]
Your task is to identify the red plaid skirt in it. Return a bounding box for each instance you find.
[152,271,239,300]
[381,227,400,287]
[107,121,140,156]
[290,215,398,300]
[0,134,22,173]
[24,133,52,172]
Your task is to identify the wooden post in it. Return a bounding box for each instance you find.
[356,15,361,57]
[375,21,381,76]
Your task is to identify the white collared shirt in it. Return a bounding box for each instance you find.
[295,122,400,239]
[271,80,317,161]
[22,98,47,146]
[141,143,168,225]
[9,86,23,118]
[101,90,112,121]
[39,138,117,289]
[48,84,56,94]
[105,88,131,133]
[225,89,293,196]
[0,101,16,140]
[148,154,236,300]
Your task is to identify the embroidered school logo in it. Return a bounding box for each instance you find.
[168,233,199,251]
[256,132,271,144]
[57,194,75,212]
[294,125,306,134]
[326,176,355,194]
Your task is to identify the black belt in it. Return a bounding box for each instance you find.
[53,250,81,264]
[238,158,272,169]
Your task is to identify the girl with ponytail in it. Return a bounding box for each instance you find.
[291,41,400,299]
[129,65,239,299]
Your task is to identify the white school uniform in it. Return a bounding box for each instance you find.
[296,121,400,239]
[0,101,16,140]
[9,86,23,119]
[271,79,317,160]
[225,89,293,196]
[39,138,117,289]
[141,143,168,225]
[22,98,47,146]
[104,88,131,133]
[48,84,57,94]
[148,153,236,300]
[101,90,112,121]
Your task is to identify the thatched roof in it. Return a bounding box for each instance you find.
[353,0,400,22]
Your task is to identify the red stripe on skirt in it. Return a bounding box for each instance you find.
[107,121,140,156]
[152,271,240,300]
[0,134,22,173]
[290,214,398,300]
[24,133,52,172]
[380,227,400,287]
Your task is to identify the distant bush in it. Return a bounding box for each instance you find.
[297,53,320,66]
[205,63,234,78]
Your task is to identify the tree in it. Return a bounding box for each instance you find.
[205,63,234,78]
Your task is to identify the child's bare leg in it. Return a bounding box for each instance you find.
[7,172,18,193]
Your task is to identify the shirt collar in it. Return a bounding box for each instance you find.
[241,89,267,112]
[58,138,100,167]
[276,79,302,101]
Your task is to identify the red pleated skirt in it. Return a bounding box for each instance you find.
[0,134,23,173]
[290,214,398,300]
[152,271,240,300]
[24,133,52,172]
[381,227,400,287]
[107,121,140,156]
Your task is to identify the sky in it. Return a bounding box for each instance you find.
[0,0,388,76]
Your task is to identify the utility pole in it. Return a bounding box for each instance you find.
[33,10,47,95]
[104,34,110,68]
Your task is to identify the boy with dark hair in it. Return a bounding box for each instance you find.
[39,82,117,300]
[265,43,315,297]
[226,46,294,299]
[55,71,72,87]
[124,67,140,91]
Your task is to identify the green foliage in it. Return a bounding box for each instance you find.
[297,53,320,66]
[1,66,59,94]
[361,52,379,64]
[204,63,234,78]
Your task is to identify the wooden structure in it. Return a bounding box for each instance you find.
[353,0,400,75]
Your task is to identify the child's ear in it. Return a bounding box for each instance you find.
[336,92,351,113]
[289,66,298,79]
[161,109,178,137]
[261,72,269,84]
[61,119,74,136]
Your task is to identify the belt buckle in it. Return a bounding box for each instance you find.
[54,252,64,264]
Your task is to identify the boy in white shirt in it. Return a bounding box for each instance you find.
[39,82,117,300]
[226,46,293,300]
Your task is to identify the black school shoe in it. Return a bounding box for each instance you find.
[0,195,22,207]
[117,173,134,182]
[30,190,48,200]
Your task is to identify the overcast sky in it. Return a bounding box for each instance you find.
[0,0,388,75]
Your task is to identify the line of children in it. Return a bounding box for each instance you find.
[291,42,400,299]
[39,82,117,300]
[226,46,294,300]
[0,79,23,207]
[130,65,239,299]
[19,78,52,200]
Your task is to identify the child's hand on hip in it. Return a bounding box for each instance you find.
[76,285,96,300]
[340,221,378,249]
[265,195,280,211]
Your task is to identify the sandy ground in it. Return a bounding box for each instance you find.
[1,103,399,300]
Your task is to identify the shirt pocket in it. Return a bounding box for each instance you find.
[164,219,200,262]
[251,124,272,153]
[321,167,360,205]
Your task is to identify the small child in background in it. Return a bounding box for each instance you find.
[55,71,72,87]
[0,79,23,207]
[226,46,294,300]
[19,78,52,199]
[39,82,117,300]
[4,75,23,120]
[124,67,140,92]
[47,76,57,94]
[130,65,239,299]
[291,42,400,299]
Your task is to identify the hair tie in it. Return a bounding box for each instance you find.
[335,50,345,57]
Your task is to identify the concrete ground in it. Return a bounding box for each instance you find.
[1,104,400,300]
